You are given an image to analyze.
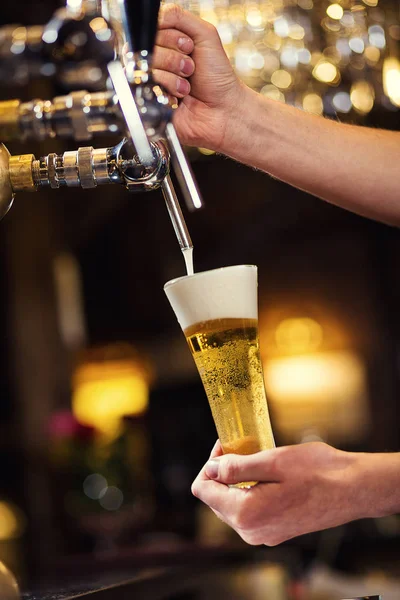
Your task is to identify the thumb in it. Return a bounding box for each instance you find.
[205,450,281,485]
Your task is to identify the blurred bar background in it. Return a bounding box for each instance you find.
[0,0,399,598]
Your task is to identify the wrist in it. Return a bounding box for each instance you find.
[217,83,266,160]
[351,452,400,519]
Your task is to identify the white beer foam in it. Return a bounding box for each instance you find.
[164,265,258,331]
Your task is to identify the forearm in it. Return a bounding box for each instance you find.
[223,87,400,226]
[353,452,400,519]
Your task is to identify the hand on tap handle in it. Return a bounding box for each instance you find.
[155,4,400,226]
[154,5,243,151]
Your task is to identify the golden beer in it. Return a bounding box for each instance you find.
[185,317,274,486]
[164,265,275,488]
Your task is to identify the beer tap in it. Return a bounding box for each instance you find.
[0,0,204,265]
[106,0,203,259]
[115,0,203,211]
[0,91,123,143]
[0,137,170,220]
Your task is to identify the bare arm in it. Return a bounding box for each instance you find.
[154,4,400,226]
[223,91,400,226]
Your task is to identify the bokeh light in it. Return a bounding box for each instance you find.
[164,0,400,116]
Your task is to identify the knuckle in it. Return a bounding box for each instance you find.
[164,29,175,48]
[220,456,239,482]
[191,481,200,498]
[239,530,262,546]
[263,533,283,547]
[232,501,250,530]
[165,3,184,22]
[270,447,288,476]
[205,20,217,35]
[165,52,178,72]
[205,21,221,42]
[152,69,166,86]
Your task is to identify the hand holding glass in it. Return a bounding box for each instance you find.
[164,265,275,488]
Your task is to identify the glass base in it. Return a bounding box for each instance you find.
[229,481,258,489]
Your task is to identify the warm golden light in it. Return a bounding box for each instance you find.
[246,9,264,29]
[0,562,19,599]
[326,4,344,20]
[313,60,340,84]
[199,9,218,27]
[271,69,292,89]
[350,80,375,114]
[275,318,323,354]
[0,501,25,541]
[264,351,369,442]
[383,57,400,107]
[260,84,285,102]
[266,352,361,400]
[164,0,398,116]
[364,46,380,64]
[289,24,305,40]
[72,345,151,437]
[302,93,324,115]
[89,17,108,33]
[198,148,216,156]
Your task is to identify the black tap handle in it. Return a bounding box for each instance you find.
[123,0,161,55]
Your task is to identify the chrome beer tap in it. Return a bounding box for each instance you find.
[104,0,203,257]
[0,138,170,220]
[0,0,204,262]
[114,0,203,212]
[0,91,123,143]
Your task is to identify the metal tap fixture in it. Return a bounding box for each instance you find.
[15,138,169,193]
[0,91,123,143]
[101,0,202,256]
[113,0,203,212]
[0,137,193,253]
[0,138,168,211]
[0,0,204,260]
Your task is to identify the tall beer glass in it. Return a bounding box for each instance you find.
[164,265,275,488]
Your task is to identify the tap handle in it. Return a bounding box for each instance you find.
[123,0,161,55]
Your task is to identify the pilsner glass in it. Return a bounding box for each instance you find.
[164,265,275,488]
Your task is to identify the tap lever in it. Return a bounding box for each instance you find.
[166,123,203,211]
[108,60,154,166]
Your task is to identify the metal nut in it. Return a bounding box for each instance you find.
[77,147,96,189]
[46,153,59,189]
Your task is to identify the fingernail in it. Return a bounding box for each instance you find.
[180,58,193,76]
[176,78,190,95]
[178,37,193,52]
[205,459,220,480]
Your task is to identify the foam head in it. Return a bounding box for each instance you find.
[164,265,258,332]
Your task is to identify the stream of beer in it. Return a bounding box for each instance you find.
[182,247,194,276]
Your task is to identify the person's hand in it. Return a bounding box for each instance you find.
[153,4,246,151]
[191,442,385,546]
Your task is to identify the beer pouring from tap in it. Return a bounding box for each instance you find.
[120,0,203,213]
[107,0,200,271]
[0,0,202,277]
